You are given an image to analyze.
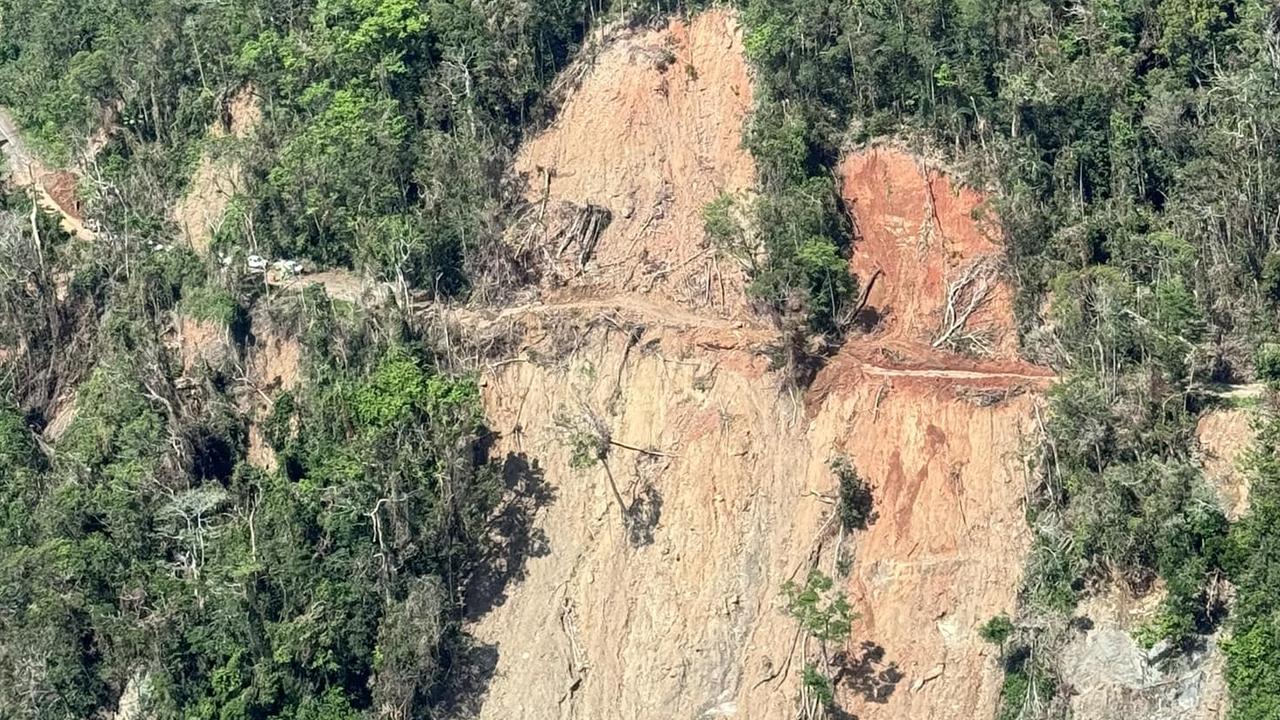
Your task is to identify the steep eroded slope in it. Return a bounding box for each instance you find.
[513,10,755,316]
[466,16,1048,719]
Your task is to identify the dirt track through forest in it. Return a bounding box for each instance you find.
[0,121,1061,388]
[11,110,1261,397]
[0,106,1058,389]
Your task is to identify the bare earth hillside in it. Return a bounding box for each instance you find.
[173,88,260,253]
[1197,408,1254,522]
[3,6,1264,720]
[0,109,94,241]
[465,12,1049,720]
[13,12,1051,718]
[514,10,756,316]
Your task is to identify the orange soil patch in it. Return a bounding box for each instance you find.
[811,376,1035,719]
[514,10,755,316]
[804,148,1042,718]
[43,171,83,221]
[473,128,1046,719]
[813,148,1050,409]
[169,315,234,375]
[242,322,302,472]
[843,148,1018,359]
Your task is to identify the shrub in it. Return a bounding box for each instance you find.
[180,283,239,327]
[832,456,874,531]
[263,391,296,451]
[995,643,1057,720]
[800,663,836,708]
[979,615,1015,646]
[781,568,855,717]
[702,193,745,255]
[1256,343,1280,384]
[782,569,854,643]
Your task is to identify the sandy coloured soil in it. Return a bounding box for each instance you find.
[466,13,1047,720]
[513,10,756,317]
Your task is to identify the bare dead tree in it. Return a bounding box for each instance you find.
[933,258,997,353]
[551,203,612,269]
[554,401,670,545]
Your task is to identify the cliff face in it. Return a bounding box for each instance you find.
[463,12,1050,719]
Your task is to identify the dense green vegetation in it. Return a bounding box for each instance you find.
[0,343,506,719]
[0,169,526,718]
[1223,411,1280,720]
[735,0,1280,717]
[739,0,859,331]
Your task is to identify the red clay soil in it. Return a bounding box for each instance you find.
[43,171,83,220]
[813,148,1050,719]
[812,148,1053,406]
[843,148,1017,357]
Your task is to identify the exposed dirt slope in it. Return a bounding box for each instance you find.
[844,149,1018,359]
[15,11,1058,718]
[808,372,1035,718]
[167,315,235,376]
[9,9,1248,717]
[241,317,303,472]
[1197,407,1255,521]
[466,14,1044,718]
[468,269,1039,720]
[174,88,260,253]
[513,11,755,316]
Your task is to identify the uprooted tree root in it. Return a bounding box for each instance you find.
[552,203,612,270]
[933,258,997,354]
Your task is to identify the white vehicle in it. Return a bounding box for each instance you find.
[271,258,306,276]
